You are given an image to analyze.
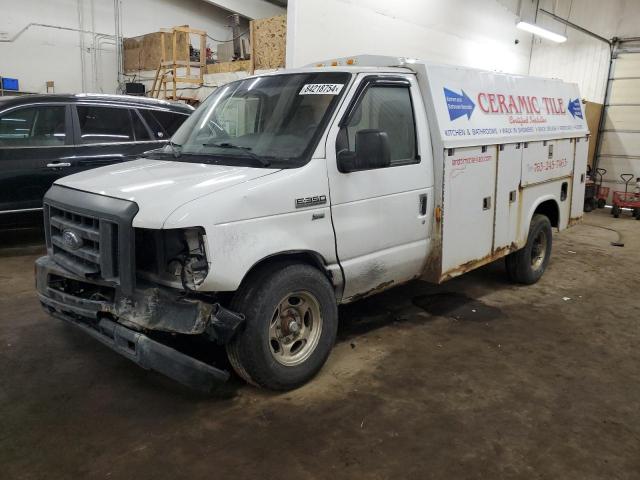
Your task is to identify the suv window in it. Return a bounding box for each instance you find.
[343,85,417,165]
[138,109,167,139]
[149,110,188,136]
[77,106,133,144]
[0,105,66,147]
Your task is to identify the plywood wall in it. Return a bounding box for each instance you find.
[585,101,603,168]
[206,60,252,74]
[251,15,286,71]
[123,30,189,72]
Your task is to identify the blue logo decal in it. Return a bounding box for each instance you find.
[443,87,475,121]
[568,98,583,119]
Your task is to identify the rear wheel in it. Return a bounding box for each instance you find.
[506,214,552,285]
[597,198,607,209]
[226,262,338,390]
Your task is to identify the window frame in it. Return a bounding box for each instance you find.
[337,75,420,168]
[129,108,153,142]
[71,103,171,146]
[0,103,73,149]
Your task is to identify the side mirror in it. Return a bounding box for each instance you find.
[337,150,356,173]
[337,129,391,173]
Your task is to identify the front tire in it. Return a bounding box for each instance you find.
[612,205,621,218]
[506,214,552,285]
[226,262,338,390]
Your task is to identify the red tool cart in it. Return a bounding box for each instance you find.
[611,174,640,219]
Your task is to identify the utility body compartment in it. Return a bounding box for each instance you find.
[399,58,590,283]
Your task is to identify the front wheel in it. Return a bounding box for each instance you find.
[612,205,621,218]
[226,262,338,390]
[506,214,552,285]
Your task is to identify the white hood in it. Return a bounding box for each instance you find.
[56,158,279,228]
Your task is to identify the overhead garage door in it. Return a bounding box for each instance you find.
[597,46,640,201]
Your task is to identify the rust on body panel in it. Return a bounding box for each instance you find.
[439,242,518,282]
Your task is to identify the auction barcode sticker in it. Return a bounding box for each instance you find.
[299,84,344,95]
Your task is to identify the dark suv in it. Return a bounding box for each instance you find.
[0,94,193,225]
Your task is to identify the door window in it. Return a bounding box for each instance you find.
[340,85,418,166]
[76,106,133,144]
[0,105,66,147]
[150,110,188,136]
[139,109,166,139]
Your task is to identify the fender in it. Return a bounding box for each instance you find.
[239,249,344,299]
[525,195,560,230]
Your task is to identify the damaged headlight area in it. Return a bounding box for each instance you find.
[135,227,210,292]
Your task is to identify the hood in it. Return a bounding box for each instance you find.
[57,158,279,228]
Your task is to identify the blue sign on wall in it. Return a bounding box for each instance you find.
[1,77,19,91]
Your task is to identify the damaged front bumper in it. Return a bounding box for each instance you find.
[35,255,244,392]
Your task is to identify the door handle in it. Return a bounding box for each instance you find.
[419,193,428,215]
[46,162,71,168]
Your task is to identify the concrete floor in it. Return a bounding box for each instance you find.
[1,208,639,480]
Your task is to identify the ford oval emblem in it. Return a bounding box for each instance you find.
[62,229,83,251]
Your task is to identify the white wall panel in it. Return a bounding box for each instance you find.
[608,79,640,104]
[0,0,249,94]
[600,132,640,156]
[611,54,640,77]
[286,0,532,74]
[596,52,640,198]
[528,0,633,103]
[529,30,611,103]
[604,106,640,131]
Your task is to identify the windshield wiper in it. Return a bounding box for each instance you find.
[202,142,271,167]
[167,141,182,159]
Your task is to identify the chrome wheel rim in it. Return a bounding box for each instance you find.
[531,230,548,270]
[269,291,323,366]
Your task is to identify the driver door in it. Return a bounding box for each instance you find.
[326,74,434,300]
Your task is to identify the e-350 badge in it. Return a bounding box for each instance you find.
[295,195,327,209]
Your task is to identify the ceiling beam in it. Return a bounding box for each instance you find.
[202,0,285,20]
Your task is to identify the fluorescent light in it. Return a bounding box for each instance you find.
[517,21,567,43]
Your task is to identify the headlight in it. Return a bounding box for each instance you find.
[135,227,209,291]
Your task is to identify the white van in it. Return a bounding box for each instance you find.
[36,56,588,391]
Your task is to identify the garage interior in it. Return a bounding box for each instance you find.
[1,0,640,478]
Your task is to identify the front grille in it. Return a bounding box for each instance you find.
[43,185,139,294]
[47,205,120,281]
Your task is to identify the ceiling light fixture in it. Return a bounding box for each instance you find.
[516,21,567,43]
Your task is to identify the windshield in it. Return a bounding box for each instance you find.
[150,72,351,168]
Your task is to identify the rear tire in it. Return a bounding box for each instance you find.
[226,262,338,390]
[506,214,552,285]
[597,198,607,209]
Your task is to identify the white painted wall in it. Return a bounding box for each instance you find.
[528,0,640,103]
[0,0,250,94]
[286,0,532,74]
